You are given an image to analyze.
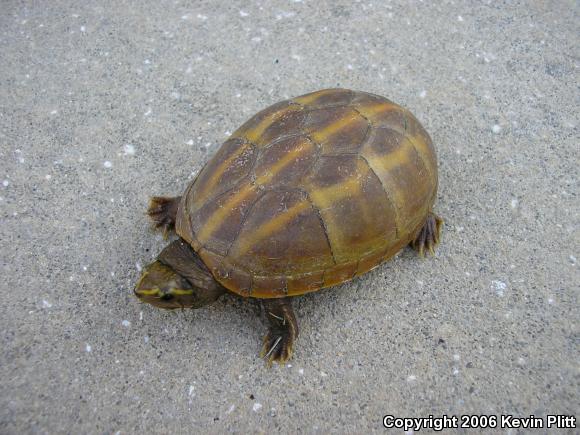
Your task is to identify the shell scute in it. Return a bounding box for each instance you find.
[356,246,389,276]
[361,129,434,234]
[353,99,406,131]
[286,271,325,294]
[323,261,358,287]
[253,109,310,146]
[190,138,256,207]
[231,101,303,145]
[303,106,369,155]
[251,275,287,298]
[252,135,318,189]
[222,267,253,296]
[227,189,334,275]
[304,155,396,263]
[190,184,260,256]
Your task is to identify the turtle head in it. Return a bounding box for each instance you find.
[134,239,226,310]
[134,260,198,309]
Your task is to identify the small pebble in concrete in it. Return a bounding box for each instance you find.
[491,280,507,296]
[123,144,135,155]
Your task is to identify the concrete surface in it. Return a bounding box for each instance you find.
[1,0,578,433]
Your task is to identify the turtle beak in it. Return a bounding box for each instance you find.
[134,261,196,309]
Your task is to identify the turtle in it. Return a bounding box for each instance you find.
[134,88,443,365]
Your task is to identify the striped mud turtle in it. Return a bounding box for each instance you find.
[134,88,443,365]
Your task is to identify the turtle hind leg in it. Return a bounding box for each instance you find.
[147,196,180,237]
[260,297,298,366]
[411,212,443,257]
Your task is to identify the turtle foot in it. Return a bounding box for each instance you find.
[147,196,180,238]
[260,298,298,366]
[411,212,443,257]
[260,324,295,366]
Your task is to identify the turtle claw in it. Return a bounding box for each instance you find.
[260,300,298,366]
[411,212,443,257]
[260,325,295,366]
[147,196,180,238]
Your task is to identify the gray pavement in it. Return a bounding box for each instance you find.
[1,1,578,433]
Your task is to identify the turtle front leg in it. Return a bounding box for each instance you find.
[260,297,298,366]
[410,212,443,257]
[147,196,181,238]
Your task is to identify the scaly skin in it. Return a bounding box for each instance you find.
[259,298,298,366]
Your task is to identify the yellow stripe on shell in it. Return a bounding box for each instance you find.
[306,176,363,262]
[407,134,436,181]
[367,135,412,173]
[307,176,361,211]
[356,101,436,187]
[235,104,302,144]
[196,183,258,243]
[230,200,311,257]
[353,101,399,122]
[309,110,361,145]
[196,138,314,244]
[292,89,338,106]
[194,141,253,203]
[361,140,418,232]
[253,138,314,185]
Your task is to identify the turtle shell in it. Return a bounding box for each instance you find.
[175,89,438,298]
